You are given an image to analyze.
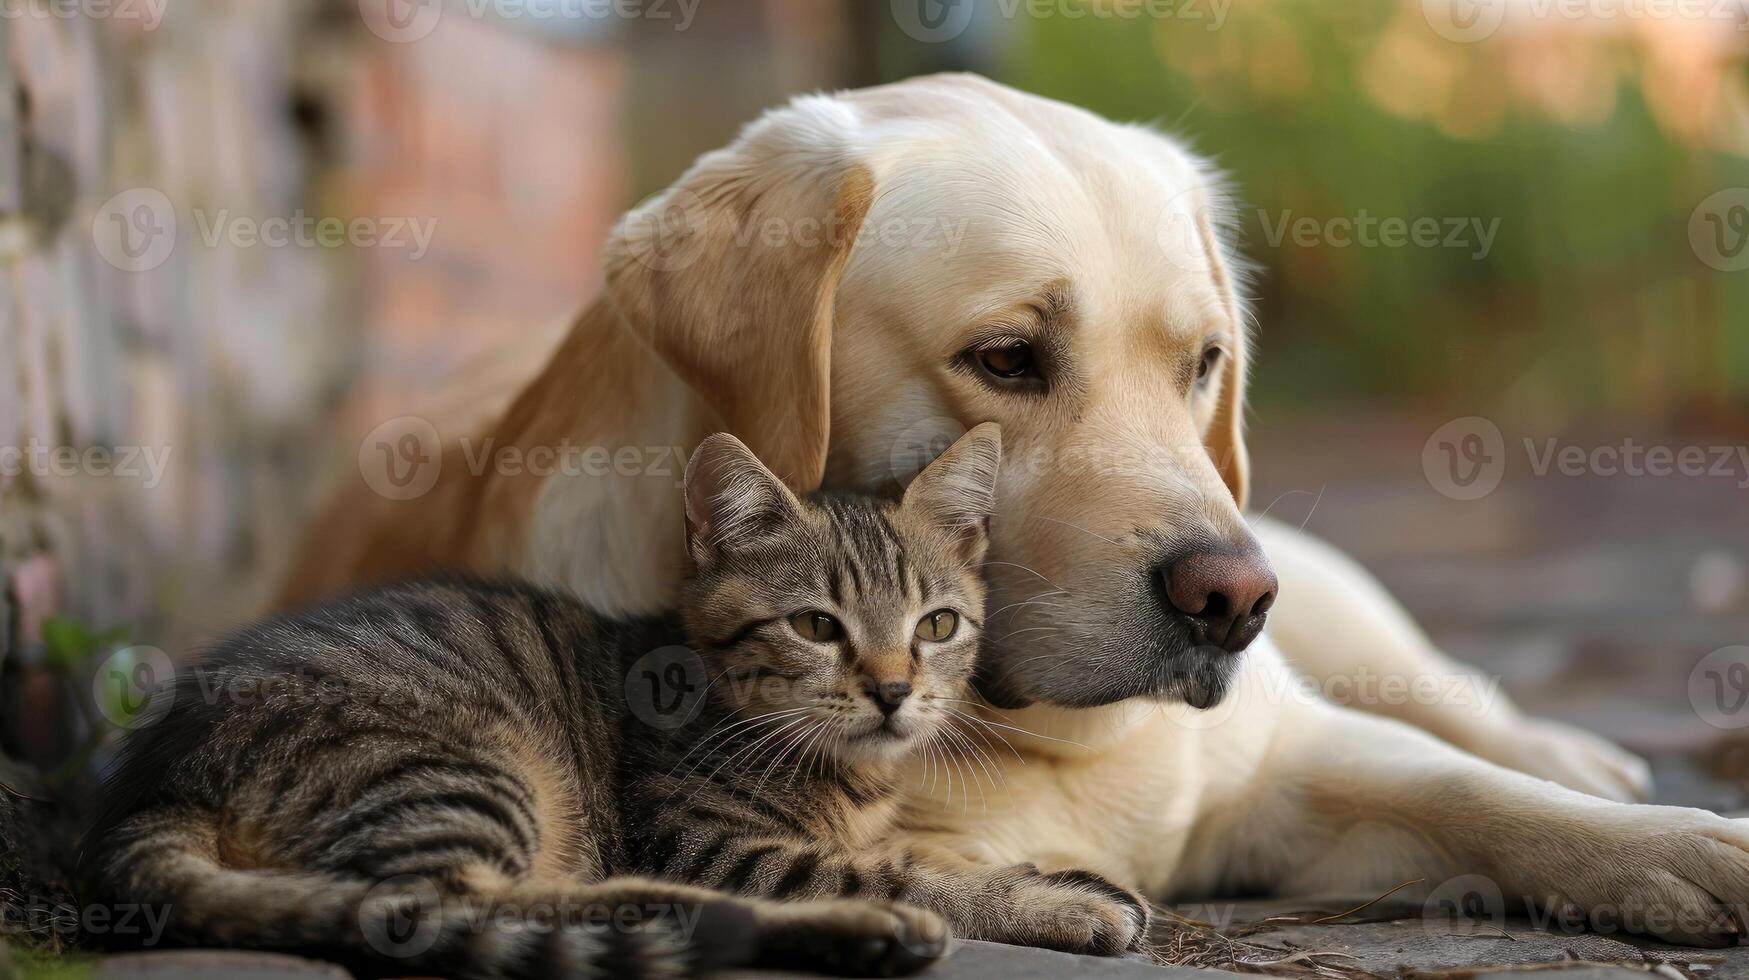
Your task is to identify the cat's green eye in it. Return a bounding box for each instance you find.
[915,610,958,642]
[789,610,842,642]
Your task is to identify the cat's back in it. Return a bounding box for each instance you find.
[202,576,606,725]
[94,576,630,833]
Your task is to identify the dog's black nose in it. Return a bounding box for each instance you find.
[1159,545,1277,653]
[863,679,912,715]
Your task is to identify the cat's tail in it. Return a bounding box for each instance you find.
[84,809,757,979]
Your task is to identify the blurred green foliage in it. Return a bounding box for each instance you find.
[4,947,92,980]
[978,1,1749,422]
[39,617,130,673]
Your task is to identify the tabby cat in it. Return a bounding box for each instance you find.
[84,424,1149,979]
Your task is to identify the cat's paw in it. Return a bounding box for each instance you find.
[1004,866,1151,956]
[754,898,951,976]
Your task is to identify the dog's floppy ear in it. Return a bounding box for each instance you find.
[604,95,872,494]
[1194,195,1251,511]
[1207,328,1250,510]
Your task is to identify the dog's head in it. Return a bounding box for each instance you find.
[606,73,1273,712]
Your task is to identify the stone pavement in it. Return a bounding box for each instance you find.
[79,907,1749,980]
[1151,897,1749,979]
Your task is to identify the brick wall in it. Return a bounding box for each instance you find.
[4,5,337,659]
[0,3,636,759]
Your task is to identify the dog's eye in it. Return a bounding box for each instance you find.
[977,342,1035,380]
[789,610,842,642]
[1197,347,1224,385]
[915,610,958,642]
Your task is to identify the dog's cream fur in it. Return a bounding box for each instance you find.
[285,75,1749,946]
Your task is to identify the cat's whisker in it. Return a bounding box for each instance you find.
[993,625,1062,644]
[925,731,955,811]
[1001,647,1074,675]
[808,722,837,783]
[987,600,1068,624]
[1028,515,1123,548]
[987,590,1069,619]
[758,719,827,799]
[666,708,813,782]
[791,722,829,788]
[954,742,982,816]
[937,698,1092,751]
[929,734,949,798]
[936,722,999,819]
[823,724,846,781]
[940,707,1026,763]
[679,704,808,755]
[939,735,960,813]
[801,717,843,784]
[920,732,941,795]
[691,662,742,702]
[686,714,813,806]
[689,661,779,710]
[977,559,1064,590]
[748,720,808,796]
[666,707,810,768]
[952,723,1005,800]
[763,721,823,796]
[936,729,975,816]
[938,715,1004,788]
[806,719,842,785]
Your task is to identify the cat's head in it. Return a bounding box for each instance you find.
[680,424,1001,764]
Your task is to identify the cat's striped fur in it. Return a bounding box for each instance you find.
[83,426,1148,978]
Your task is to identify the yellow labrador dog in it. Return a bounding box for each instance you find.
[286,74,1749,948]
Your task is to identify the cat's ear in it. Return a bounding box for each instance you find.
[683,433,804,565]
[901,423,1002,563]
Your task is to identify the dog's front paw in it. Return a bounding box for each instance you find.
[1001,866,1151,956]
[1531,809,1749,947]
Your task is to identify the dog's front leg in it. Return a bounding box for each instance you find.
[1198,688,1747,947]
